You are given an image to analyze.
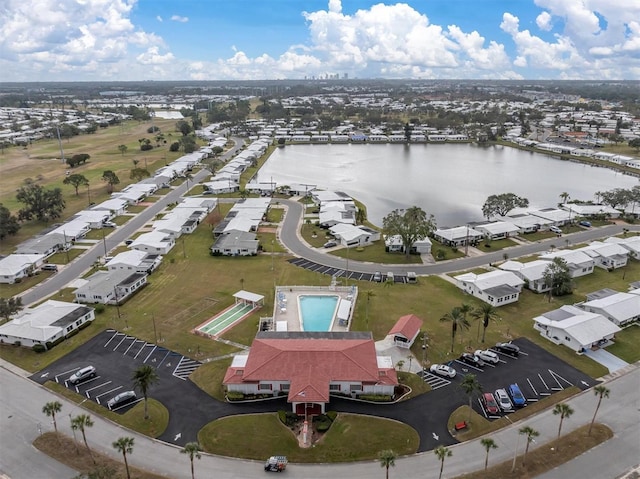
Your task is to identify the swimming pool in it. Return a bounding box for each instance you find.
[298,295,339,331]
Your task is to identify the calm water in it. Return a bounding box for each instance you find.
[257,143,638,227]
[299,295,339,331]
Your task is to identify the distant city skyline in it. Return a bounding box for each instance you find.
[1,0,638,82]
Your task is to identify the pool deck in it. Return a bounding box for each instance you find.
[274,286,357,332]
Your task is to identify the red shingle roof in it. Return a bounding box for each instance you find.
[387,314,423,340]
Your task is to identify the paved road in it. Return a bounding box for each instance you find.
[2,360,637,479]
[19,139,244,307]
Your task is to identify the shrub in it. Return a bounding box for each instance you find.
[65,328,79,339]
[435,249,446,260]
[278,410,287,425]
[140,143,153,151]
[32,343,46,353]
[326,411,338,421]
[169,142,180,152]
[13,341,21,347]
[359,394,392,402]
[226,391,245,401]
[94,304,105,314]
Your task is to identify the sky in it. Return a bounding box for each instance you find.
[1,0,639,82]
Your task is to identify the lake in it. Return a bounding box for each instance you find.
[256,143,638,227]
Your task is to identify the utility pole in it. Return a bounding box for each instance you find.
[422,333,428,371]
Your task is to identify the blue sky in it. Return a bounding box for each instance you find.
[1,0,638,82]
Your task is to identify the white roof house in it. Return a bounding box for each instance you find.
[604,236,640,256]
[560,203,621,218]
[176,197,217,212]
[73,209,112,228]
[49,220,91,241]
[499,259,553,293]
[454,270,525,307]
[504,213,553,233]
[329,224,381,247]
[473,221,521,239]
[75,269,148,305]
[211,230,259,256]
[15,233,70,257]
[91,198,128,216]
[539,250,595,278]
[384,235,432,254]
[0,300,95,349]
[107,250,162,275]
[533,305,621,352]
[581,291,640,326]
[0,254,46,284]
[433,226,484,246]
[576,241,629,270]
[529,208,573,225]
[130,231,175,255]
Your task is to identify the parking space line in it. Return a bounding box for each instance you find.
[110,397,143,412]
[538,373,550,391]
[95,386,123,402]
[143,345,158,363]
[156,349,171,368]
[103,331,121,348]
[454,360,483,372]
[134,342,152,359]
[55,367,80,383]
[548,369,573,388]
[527,378,538,396]
[123,339,141,356]
[113,334,129,351]
[83,381,112,397]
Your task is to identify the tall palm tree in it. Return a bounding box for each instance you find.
[460,374,481,421]
[480,437,498,471]
[559,192,570,205]
[434,445,452,479]
[553,402,574,441]
[471,303,500,343]
[589,385,611,435]
[518,425,539,467]
[440,307,470,353]
[458,303,473,344]
[377,449,396,479]
[132,364,159,419]
[42,401,62,433]
[112,437,135,479]
[181,442,202,479]
[71,414,95,463]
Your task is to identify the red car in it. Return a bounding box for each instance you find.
[482,392,500,415]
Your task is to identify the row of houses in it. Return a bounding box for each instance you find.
[210,197,271,256]
[454,234,640,307]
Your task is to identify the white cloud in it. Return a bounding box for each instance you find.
[156,15,163,22]
[170,15,189,23]
[136,46,175,65]
[536,11,553,31]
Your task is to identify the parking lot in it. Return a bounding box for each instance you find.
[418,337,598,420]
[288,257,412,283]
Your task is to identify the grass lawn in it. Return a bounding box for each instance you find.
[198,413,419,462]
[331,241,424,264]
[430,238,466,261]
[190,358,233,401]
[301,223,331,248]
[35,432,171,479]
[606,323,640,363]
[453,423,612,479]
[0,271,55,298]
[397,371,431,398]
[476,238,518,252]
[47,248,85,264]
[265,207,284,223]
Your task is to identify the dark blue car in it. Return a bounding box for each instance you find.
[508,383,526,407]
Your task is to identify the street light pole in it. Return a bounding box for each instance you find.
[422,333,428,371]
[271,239,274,271]
[511,430,521,472]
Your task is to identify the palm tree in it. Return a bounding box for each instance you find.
[471,303,500,343]
[440,307,470,353]
[589,385,611,435]
[71,414,95,463]
[42,401,62,433]
[113,437,135,479]
[132,364,159,419]
[559,192,570,205]
[365,290,375,327]
[181,442,202,479]
[553,402,574,441]
[434,445,452,479]
[480,437,498,471]
[458,303,473,344]
[519,425,539,467]
[377,449,397,479]
[460,374,481,421]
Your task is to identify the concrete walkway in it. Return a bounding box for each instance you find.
[583,348,630,372]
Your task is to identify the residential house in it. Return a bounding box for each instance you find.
[504,213,553,233]
[385,314,423,349]
[223,332,397,415]
[0,254,46,284]
[48,220,91,241]
[473,221,521,240]
[433,226,484,247]
[538,250,595,278]
[211,230,259,256]
[15,233,70,258]
[499,259,554,293]
[73,209,112,229]
[532,305,621,352]
[0,300,95,349]
[329,224,380,247]
[454,270,524,306]
[576,241,629,270]
[74,269,148,305]
[107,250,162,275]
[581,290,640,326]
[384,235,432,254]
[604,236,640,258]
[529,208,573,226]
[91,198,128,217]
[129,231,175,255]
[560,203,621,218]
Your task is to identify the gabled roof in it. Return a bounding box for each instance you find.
[388,314,422,339]
[533,306,621,345]
[582,292,640,322]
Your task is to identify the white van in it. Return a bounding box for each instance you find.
[386,272,395,283]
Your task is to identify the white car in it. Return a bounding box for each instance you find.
[495,388,513,411]
[475,349,499,364]
[68,366,96,385]
[429,364,457,378]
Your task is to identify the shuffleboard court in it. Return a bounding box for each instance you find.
[197,302,254,337]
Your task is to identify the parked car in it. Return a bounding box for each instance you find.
[495,342,520,357]
[372,271,382,282]
[107,390,137,410]
[386,271,395,283]
[103,221,117,228]
[459,353,485,368]
[323,240,337,248]
[264,456,288,472]
[41,264,58,272]
[481,392,500,415]
[429,364,457,378]
[508,383,526,407]
[495,388,513,411]
[68,366,96,385]
[579,220,592,227]
[124,238,134,245]
[549,225,562,234]
[475,349,499,364]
